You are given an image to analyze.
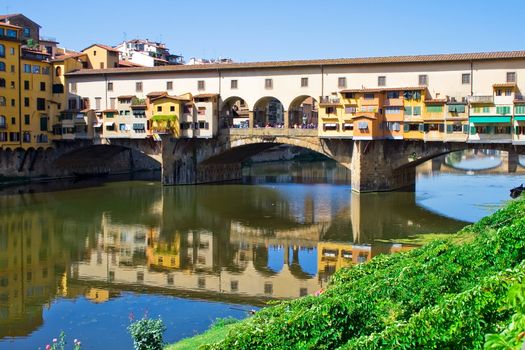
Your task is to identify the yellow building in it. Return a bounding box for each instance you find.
[149,93,191,137]
[318,94,346,138]
[0,22,22,148]
[81,44,119,69]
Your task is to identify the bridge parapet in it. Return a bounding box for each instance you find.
[220,128,318,137]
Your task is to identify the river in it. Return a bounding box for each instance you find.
[0,150,523,349]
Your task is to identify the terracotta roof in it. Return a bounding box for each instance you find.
[424,99,447,104]
[194,93,219,98]
[150,94,190,102]
[117,95,136,99]
[66,50,525,77]
[147,91,168,98]
[102,109,118,113]
[514,99,525,104]
[80,108,94,113]
[118,60,144,67]
[493,82,517,88]
[340,88,383,93]
[81,43,120,53]
[130,104,146,109]
[50,52,86,62]
[0,22,21,29]
[0,14,41,28]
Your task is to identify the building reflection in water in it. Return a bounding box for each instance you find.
[0,179,467,340]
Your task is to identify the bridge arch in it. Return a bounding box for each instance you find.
[253,96,285,128]
[288,95,318,129]
[219,96,250,129]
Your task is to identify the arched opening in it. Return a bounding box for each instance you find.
[0,44,5,58]
[220,96,250,129]
[253,96,284,128]
[288,96,318,129]
[0,115,6,128]
[0,62,5,72]
[0,78,5,88]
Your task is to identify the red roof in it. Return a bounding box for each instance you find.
[81,43,120,53]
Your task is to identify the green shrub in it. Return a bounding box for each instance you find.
[128,316,166,350]
[202,198,525,349]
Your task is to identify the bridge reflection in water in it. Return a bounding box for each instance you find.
[0,179,468,339]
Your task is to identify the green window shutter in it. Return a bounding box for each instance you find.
[403,123,409,132]
[448,105,457,112]
[516,126,520,134]
[516,105,525,114]
[404,106,412,116]
[456,105,465,113]
[463,124,469,134]
[505,106,511,114]
[496,106,502,114]
[487,126,494,134]
[482,106,490,113]
[446,124,453,133]
[470,126,476,135]
[473,107,480,113]
[427,105,442,113]
[413,106,421,115]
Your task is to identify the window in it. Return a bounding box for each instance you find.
[507,71,516,83]
[136,82,143,92]
[170,105,175,112]
[0,44,4,57]
[343,92,354,99]
[107,82,113,91]
[301,77,308,87]
[197,80,205,90]
[496,89,502,96]
[198,107,206,115]
[413,106,421,115]
[24,80,30,90]
[264,282,273,295]
[496,106,511,115]
[10,99,14,106]
[52,84,64,93]
[10,65,14,73]
[93,50,97,56]
[378,76,386,86]
[23,27,30,38]
[0,116,5,128]
[386,91,399,99]
[55,66,61,76]
[0,78,4,88]
[6,29,16,38]
[24,97,29,107]
[426,105,443,113]
[418,74,428,86]
[0,97,4,106]
[95,97,101,110]
[99,62,104,69]
[230,280,239,292]
[265,78,273,89]
[385,107,401,114]
[40,116,48,131]
[516,105,525,114]
[166,81,173,90]
[0,62,5,72]
[40,82,45,91]
[404,106,412,116]
[32,65,40,74]
[11,117,15,125]
[119,123,126,131]
[198,277,206,289]
[231,79,238,89]
[24,115,30,125]
[157,106,162,112]
[344,106,356,114]
[42,67,49,75]
[10,81,14,89]
[364,93,374,100]
[36,98,45,111]
[357,121,368,130]
[198,121,209,129]
[10,47,14,55]
[462,73,471,84]
[505,89,512,96]
[338,77,347,88]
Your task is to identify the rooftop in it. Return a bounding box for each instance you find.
[67,50,525,76]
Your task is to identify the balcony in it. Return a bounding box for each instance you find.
[319,97,341,105]
[468,95,494,104]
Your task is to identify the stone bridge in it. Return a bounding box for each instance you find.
[161,128,525,192]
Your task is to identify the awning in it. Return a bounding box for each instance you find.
[105,122,115,126]
[515,116,525,121]
[470,116,511,123]
[323,123,337,127]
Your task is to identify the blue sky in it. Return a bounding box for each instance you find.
[3,0,525,62]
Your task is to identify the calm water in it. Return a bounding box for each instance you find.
[0,151,523,350]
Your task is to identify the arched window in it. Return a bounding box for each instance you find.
[55,66,61,77]
[0,44,5,58]
[0,97,5,106]
[0,78,4,88]
[0,62,5,72]
[0,116,6,128]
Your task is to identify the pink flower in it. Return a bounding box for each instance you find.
[45,345,51,350]
[53,338,58,343]
[74,339,78,343]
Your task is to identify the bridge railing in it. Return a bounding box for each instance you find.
[221,128,318,137]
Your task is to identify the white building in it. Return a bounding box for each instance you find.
[115,39,183,67]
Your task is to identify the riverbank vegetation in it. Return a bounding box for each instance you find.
[168,197,525,349]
